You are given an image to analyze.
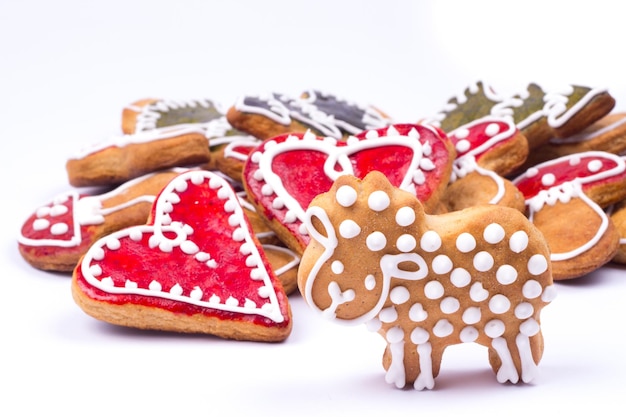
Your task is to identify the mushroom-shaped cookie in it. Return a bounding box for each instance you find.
[513,151,626,279]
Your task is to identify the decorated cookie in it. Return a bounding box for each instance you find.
[122,98,225,134]
[226,90,393,141]
[18,169,183,272]
[513,152,626,279]
[424,81,615,151]
[72,170,292,341]
[439,116,527,213]
[242,124,456,254]
[521,112,626,169]
[66,125,212,187]
[298,171,555,389]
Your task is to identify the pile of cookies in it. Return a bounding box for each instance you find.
[16,84,626,388]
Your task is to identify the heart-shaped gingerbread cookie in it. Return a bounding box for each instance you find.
[243,124,455,254]
[72,170,292,342]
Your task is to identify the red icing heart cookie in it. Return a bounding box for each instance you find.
[72,170,292,341]
[242,124,455,254]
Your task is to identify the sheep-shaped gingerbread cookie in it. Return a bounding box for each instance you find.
[297,171,555,390]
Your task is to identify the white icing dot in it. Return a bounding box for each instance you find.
[520,318,540,337]
[390,286,410,304]
[432,254,453,274]
[50,223,68,235]
[149,280,162,292]
[368,191,390,211]
[339,219,361,239]
[395,206,415,226]
[462,306,481,324]
[489,294,511,314]
[386,326,404,344]
[180,240,199,255]
[32,218,50,230]
[469,282,488,302]
[226,296,239,306]
[454,127,470,139]
[106,237,121,250]
[364,274,376,290]
[433,319,454,337]
[450,267,471,288]
[366,231,387,251]
[89,264,102,277]
[526,167,539,178]
[420,230,442,252]
[528,254,548,275]
[483,223,505,244]
[456,232,476,253]
[588,159,603,172]
[473,251,494,272]
[50,204,68,216]
[460,326,479,343]
[542,284,557,303]
[485,123,500,136]
[379,306,398,323]
[331,260,344,274]
[424,280,444,299]
[522,280,543,299]
[396,234,417,252]
[336,185,358,207]
[456,139,471,154]
[496,264,518,285]
[541,173,556,187]
[509,230,529,253]
[410,327,430,344]
[169,283,183,296]
[514,302,534,319]
[440,297,460,314]
[484,319,505,338]
[409,303,428,322]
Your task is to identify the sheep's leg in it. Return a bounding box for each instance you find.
[413,343,435,390]
[491,337,520,384]
[382,327,407,389]
[517,318,542,383]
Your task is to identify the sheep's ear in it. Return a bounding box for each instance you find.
[305,206,335,244]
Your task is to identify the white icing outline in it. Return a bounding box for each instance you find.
[130,98,225,133]
[79,170,285,323]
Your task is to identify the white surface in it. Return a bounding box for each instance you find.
[2,1,626,415]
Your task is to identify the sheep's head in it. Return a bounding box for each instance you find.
[298,171,428,325]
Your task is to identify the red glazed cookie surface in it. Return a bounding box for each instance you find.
[72,170,292,342]
[242,124,455,254]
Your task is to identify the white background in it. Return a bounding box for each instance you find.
[2,1,626,415]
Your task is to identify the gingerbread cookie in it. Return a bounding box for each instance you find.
[227,90,393,141]
[513,152,626,279]
[18,169,184,272]
[122,98,225,134]
[298,171,555,389]
[424,81,615,151]
[66,125,212,187]
[72,170,292,341]
[521,112,626,169]
[243,124,456,255]
[439,116,527,213]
